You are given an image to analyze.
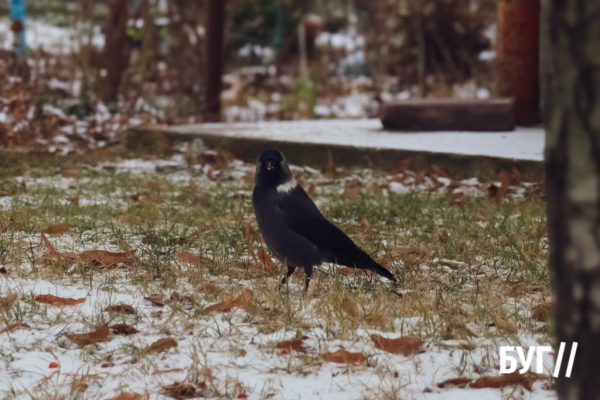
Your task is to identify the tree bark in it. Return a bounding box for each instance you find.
[205,0,227,121]
[542,0,600,398]
[103,0,131,104]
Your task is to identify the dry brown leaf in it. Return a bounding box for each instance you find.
[532,302,553,322]
[144,294,165,307]
[79,250,127,269]
[492,317,517,333]
[201,283,222,296]
[177,251,210,267]
[66,324,110,346]
[162,382,199,399]
[204,289,253,314]
[42,223,69,235]
[322,349,366,364]
[371,334,424,355]
[0,293,18,311]
[340,296,360,320]
[506,283,531,297]
[257,248,277,272]
[276,335,308,353]
[105,393,142,400]
[35,294,85,306]
[431,164,447,177]
[66,196,79,205]
[142,338,178,355]
[360,217,371,233]
[153,368,185,375]
[392,158,413,174]
[110,324,139,336]
[363,312,389,327]
[437,377,472,388]
[1,322,30,333]
[488,170,511,203]
[322,150,338,175]
[395,247,428,260]
[104,304,135,314]
[470,372,534,391]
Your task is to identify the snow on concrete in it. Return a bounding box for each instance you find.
[165,119,545,162]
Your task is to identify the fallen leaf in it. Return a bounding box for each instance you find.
[169,292,194,304]
[532,302,553,322]
[204,289,253,314]
[506,283,531,297]
[322,349,366,364]
[66,196,79,205]
[392,158,413,174]
[110,324,139,336]
[340,295,360,320]
[0,293,18,311]
[395,247,428,261]
[470,372,534,391]
[104,304,135,314]
[363,312,389,327]
[1,322,30,333]
[437,377,472,388]
[153,368,185,375]
[276,335,308,353]
[322,150,338,175]
[142,338,178,355]
[488,170,511,203]
[177,251,210,267]
[360,217,371,233]
[201,283,222,295]
[79,250,127,269]
[42,223,69,235]
[162,382,199,399]
[144,294,165,307]
[431,164,447,177]
[106,393,143,400]
[492,316,517,333]
[371,334,424,355]
[257,248,277,272]
[66,324,110,346]
[35,294,85,306]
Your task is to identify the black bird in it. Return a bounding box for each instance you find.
[252,149,397,291]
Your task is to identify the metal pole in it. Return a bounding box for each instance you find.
[11,0,27,61]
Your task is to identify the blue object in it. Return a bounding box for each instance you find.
[11,0,27,59]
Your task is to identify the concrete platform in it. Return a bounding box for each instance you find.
[127,119,545,181]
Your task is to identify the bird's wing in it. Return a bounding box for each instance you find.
[278,186,377,266]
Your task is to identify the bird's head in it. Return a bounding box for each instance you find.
[256,149,293,187]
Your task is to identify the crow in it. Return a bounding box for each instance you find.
[252,149,397,291]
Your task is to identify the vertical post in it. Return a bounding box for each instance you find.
[103,0,131,103]
[205,0,227,121]
[11,0,27,61]
[413,0,426,97]
[297,21,308,80]
[497,0,540,125]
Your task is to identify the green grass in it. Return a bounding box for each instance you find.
[0,151,552,398]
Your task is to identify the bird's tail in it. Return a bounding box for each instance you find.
[367,262,397,282]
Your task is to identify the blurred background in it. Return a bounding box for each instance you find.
[0,0,540,152]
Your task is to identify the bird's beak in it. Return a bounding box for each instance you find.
[265,160,275,171]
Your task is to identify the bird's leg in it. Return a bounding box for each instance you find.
[303,265,313,293]
[280,265,296,286]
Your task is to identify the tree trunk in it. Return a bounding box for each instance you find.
[103,0,131,104]
[542,0,600,398]
[205,0,227,121]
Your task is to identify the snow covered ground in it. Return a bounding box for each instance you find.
[0,154,554,399]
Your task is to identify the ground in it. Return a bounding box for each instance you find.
[0,148,553,400]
